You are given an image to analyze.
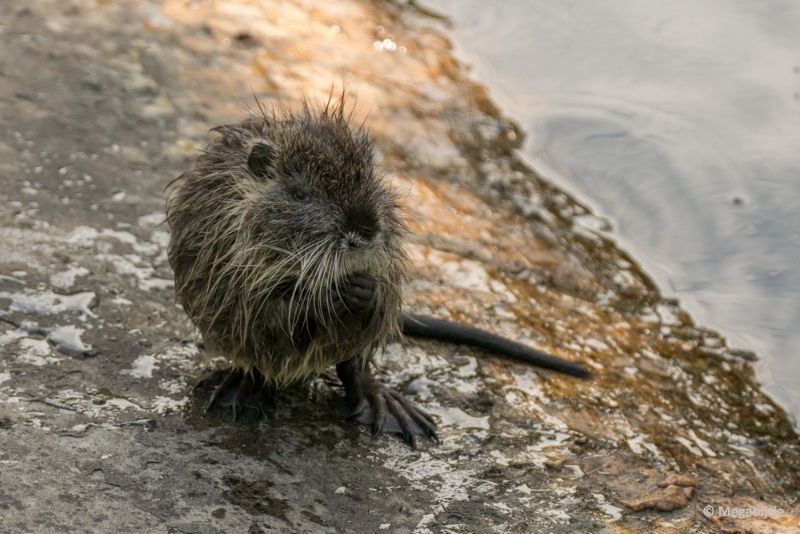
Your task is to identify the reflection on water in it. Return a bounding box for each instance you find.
[425,0,800,424]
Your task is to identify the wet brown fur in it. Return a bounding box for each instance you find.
[166,99,405,389]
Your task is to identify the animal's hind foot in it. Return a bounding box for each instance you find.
[194,368,276,421]
[336,356,438,449]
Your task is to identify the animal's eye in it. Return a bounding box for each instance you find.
[292,189,309,201]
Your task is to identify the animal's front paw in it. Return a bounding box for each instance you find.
[331,273,376,316]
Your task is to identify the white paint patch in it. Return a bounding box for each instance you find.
[63,226,173,291]
[18,337,61,366]
[150,395,189,414]
[753,401,773,414]
[543,509,573,523]
[140,276,174,291]
[104,254,174,291]
[49,389,145,418]
[656,304,681,326]
[64,226,102,247]
[107,398,142,411]
[584,338,610,352]
[489,450,510,466]
[612,269,640,289]
[150,230,170,248]
[641,349,661,360]
[688,429,717,457]
[47,325,91,357]
[427,406,490,430]
[563,464,585,478]
[405,377,437,400]
[639,308,660,323]
[132,240,160,257]
[120,355,159,378]
[49,265,90,289]
[453,356,477,378]
[138,212,166,230]
[383,444,475,509]
[727,443,755,456]
[514,484,532,495]
[438,259,517,303]
[159,379,186,395]
[504,371,569,430]
[528,432,574,452]
[726,433,755,457]
[448,377,479,395]
[100,228,147,245]
[675,436,704,456]
[592,493,623,521]
[492,502,513,514]
[154,344,201,373]
[625,433,661,457]
[626,434,648,455]
[379,342,445,378]
[572,214,611,238]
[0,325,29,347]
[414,513,436,534]
[0,289,97,317]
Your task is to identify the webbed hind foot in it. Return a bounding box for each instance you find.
[336,356,438,449]
[194,368,276,421]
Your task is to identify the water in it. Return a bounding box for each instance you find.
[423,0,800,424]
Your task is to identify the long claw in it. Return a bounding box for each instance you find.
[232,373,257,422]
[194,369,227,391]
[344,410,362,422]
[204,369,241,412]
[337,356,437,448]
[343,399,369,422]
[196,368,274,420]
[256,389,276,418]
[386,394,417,448]
[392,391,438,439]
[371,395,387,438]
[406,430,417,449]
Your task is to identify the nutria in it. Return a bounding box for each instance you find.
[166,98,587,448]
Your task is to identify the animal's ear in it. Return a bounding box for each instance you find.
[211,125,248,148]
[248,142,276,177]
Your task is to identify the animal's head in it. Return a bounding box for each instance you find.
[166,99,405,340]
[208,101,402,263]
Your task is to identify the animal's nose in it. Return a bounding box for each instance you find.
[344,209,378,243]
[345,232,370,249]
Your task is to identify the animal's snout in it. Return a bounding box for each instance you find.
[345,231,372,249]
[344,208,379,245]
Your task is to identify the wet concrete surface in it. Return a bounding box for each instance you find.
[0,1,798,532]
